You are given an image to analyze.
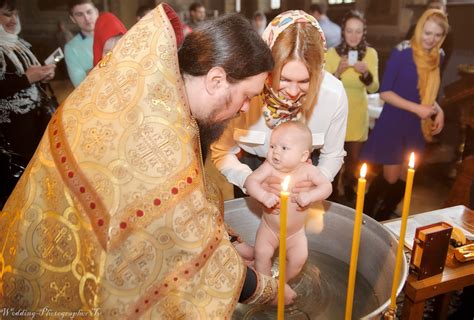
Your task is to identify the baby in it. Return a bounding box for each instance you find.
[245,121,332,282]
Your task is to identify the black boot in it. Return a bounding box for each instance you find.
[375,179,406,221]
[343,175,357,205]
[364,174,390,218]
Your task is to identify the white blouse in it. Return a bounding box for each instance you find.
[211,71,348,191]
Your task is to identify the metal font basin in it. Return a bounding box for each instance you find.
[224,198,408,319]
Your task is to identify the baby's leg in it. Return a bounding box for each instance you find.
[254,220,279,276]
[286,229,308,282]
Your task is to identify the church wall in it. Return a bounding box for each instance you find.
[12,0,474,93]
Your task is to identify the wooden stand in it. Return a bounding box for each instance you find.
[383,206,474,319]
[402,261,474,320]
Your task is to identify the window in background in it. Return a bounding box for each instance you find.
[271,0,281,9]
[328,0,356,4]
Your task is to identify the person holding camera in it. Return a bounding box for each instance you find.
[324,10,379,204]
[0,0,56,207]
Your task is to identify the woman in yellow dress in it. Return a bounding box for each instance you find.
[325,10,379,203]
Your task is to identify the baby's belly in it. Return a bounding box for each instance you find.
[264,203,307,236]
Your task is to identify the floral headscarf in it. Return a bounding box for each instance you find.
[261,10,326,51]
[336,10,369,61]
[261,10,326,128]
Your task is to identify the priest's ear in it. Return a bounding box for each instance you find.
[205,66,229,95]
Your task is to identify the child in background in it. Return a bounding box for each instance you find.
[93,12,127,66]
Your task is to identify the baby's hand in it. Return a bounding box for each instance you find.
[294,192,312,208]
[262,193,279,209]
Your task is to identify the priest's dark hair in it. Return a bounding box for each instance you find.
[178,13,274,83]
[0,0,16,10]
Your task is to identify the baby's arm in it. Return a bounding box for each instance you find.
[245,161,280,208]
[294,165,332,207]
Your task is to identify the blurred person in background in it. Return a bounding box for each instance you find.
[308,3,341,48]
[55,20,73,50]
[93,12,126,66]
[54,20,73,79]
[324,10,379,204]
[187,2,205,30]
[135,4,153,22]
[361,9,448,221]
[251,11,267,36]
[0,0,56,207]
[64,0,98,87]
[405,0,453,74]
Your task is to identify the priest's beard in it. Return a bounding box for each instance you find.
[197,118,228,162]
[196,91,237,161]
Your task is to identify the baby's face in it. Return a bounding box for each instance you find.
[267,128,309,172]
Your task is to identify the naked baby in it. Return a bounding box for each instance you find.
[245,121,332,282]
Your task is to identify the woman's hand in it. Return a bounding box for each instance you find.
[26,65,56,84]
[432,106,444,135]
[415,104,437,120]
[335,56,349,78]
[42,64,56,82]
[293,191,312,208]
[353,61,368,74]
[291,180,315,211]
[291,180,314,194]
[262,176,282,196]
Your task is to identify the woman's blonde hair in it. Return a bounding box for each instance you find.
[269,22,325,117]
[425,11,449,36]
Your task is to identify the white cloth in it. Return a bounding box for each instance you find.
[211,71,348,191]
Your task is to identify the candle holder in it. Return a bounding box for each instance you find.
[383,307,396,320]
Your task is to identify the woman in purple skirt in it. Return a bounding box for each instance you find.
[361,9,449,220]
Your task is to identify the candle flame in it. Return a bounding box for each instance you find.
[360,163,367,179]
[281,176,291,192]
[409,152,415,169]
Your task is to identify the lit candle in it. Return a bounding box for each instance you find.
[278,175,290,320]
[345,163,367,320]
[388,152,415,312]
